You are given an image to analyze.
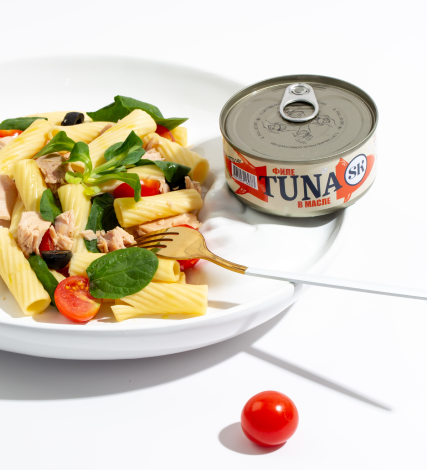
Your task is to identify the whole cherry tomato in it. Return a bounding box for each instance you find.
[176,224,200,271]
[241,391,299,447]
[39,230,55,252]
[114,179,161,199]
[0,129,22,138]
[156,125,176,142]
[54,276,102,323]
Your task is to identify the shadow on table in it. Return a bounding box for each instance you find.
[0,304,391,411]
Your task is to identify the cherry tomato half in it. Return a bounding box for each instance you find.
[54,276,102,323]
[241,391,299,447]
[0,129,22,138]
[156,125,176,142]
[114,179,161,199]
[176,225,200,271]
[39,230,55,252]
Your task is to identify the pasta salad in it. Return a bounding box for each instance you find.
[0,96,209,323]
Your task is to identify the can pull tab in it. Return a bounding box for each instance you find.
[280,83,319,122]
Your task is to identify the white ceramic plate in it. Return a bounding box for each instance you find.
[0,56,351,359]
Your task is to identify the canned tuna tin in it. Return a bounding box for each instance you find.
[220,75,378,217]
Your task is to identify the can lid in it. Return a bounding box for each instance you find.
[221,75,378,163]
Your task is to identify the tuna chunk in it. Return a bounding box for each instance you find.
[36,153,69,195]
[159,181,170,194]
[81,229,97,241]
[0,136,14,150]
[49,210,75,251]
[185,176,202,195]
[96,227,135,253]
[18,211,51,257]
[145,137,160,152]
[136,213,201,235]
[82,227,135,253]
[0,174,18,221]
[144,148,165,161]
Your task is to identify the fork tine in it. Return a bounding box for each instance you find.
[135,244,168,249]
[134,238,174,247]
[135,231,179,242]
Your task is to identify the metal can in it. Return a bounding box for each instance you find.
[220,75,378,217]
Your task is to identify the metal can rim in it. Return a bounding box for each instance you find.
[219,74,379,164]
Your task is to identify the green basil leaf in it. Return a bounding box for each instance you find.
[87,247,159,299]
[40,189,62,223]
[28,254,59,307]
[94,172,141,202]
[87,95,188,130]
[65,171,83,184]
[34,131,75,158]
[84,193,119,253]
[135,159,191,183]
[67,141,92,174]
[0,117,48,131]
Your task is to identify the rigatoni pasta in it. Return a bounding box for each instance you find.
[0,99,210,324]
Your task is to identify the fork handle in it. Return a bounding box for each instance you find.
[245,267,427,301]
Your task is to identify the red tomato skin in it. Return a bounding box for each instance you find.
[0,129,22,138]
[176,225,200,270]
[54,276,101,323]
[114,180,160,199]
[241,391,299,447]
[156,125,176,142]
[39,230,55,252]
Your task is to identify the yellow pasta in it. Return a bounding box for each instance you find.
[114,189,203,227]
[112,282,208,321]
[13,160,47,212]
[50,122,112,144]
[69,253,180,283]
[0,119,51,176]
[143,133,209,183]
[74,110,156,171]
[0,228,50,315]
[58,184,91,253]
[178,272,186,284]
[170,126,188,147]
[26,111,91,126]
[49,270,66,283]
[9,195,25,240]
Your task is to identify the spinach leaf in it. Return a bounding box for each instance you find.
[87,247,159,299]
[28,254,59,307]
[136,159,191,183]
[87,95,188,130]
[84,193,119,253]
[91,172,141,201]
[0,116,48,131]
[40,189,62,223]
[34,131,75,158]
[67,141,92,173]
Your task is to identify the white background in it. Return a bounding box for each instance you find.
[1,1,427,468]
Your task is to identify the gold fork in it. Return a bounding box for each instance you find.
[132,226,427,301]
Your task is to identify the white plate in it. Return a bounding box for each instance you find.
[0,56,351,360]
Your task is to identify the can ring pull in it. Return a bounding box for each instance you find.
[280,83,319,123]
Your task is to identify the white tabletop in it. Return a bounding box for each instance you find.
[1,1,427,468]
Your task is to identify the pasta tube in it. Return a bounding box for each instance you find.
[0,119,51,176]
[143,133,209,183]
[58,184,91,253]
[13,160,48,212]
[27,111,91,126]
[9,195,25,240]
[170,127,188,147]
[114,189,203,227]
[0,228,50,315]
[69,253,180,283]
[112,282,208,321]
[81,110,156,170]
[50,122,112,144]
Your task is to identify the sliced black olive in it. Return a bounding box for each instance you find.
[41,250,72,270]
[168,176,186,191]
[61,112,85,126]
